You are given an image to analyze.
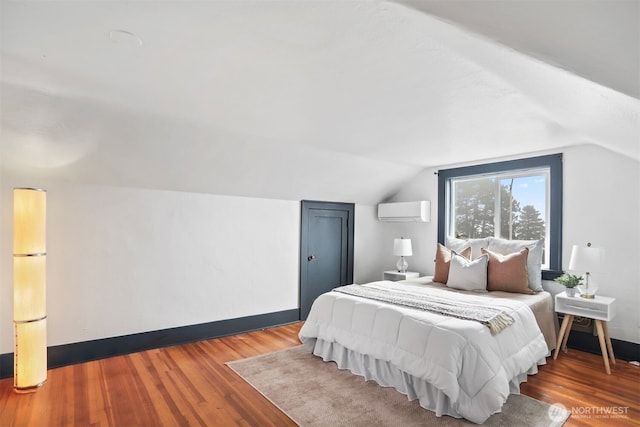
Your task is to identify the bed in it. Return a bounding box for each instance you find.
[298,275,558,424]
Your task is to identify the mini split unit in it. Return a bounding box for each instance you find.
[377,201,430,222]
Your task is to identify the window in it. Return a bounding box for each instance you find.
[450,170,549,257]
[438,154,562,278]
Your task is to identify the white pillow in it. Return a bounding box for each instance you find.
[446,252,488,292]
[445,236,492,260]
[487,237,544,292]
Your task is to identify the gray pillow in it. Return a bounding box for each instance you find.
[446,252,489,292]
[445,236,492,260]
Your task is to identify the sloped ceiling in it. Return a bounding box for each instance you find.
[400,0,639,99]
[1,1,638,205]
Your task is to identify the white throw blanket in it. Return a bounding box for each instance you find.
[299,280,549,424]
[333,282,514,335]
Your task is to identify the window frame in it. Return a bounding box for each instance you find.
[437,154,563,280]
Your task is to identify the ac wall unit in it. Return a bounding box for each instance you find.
[377,201,430,222]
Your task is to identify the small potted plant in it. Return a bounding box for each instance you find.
[554,273,583,297]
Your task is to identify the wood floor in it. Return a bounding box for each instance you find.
[1,322,638,426]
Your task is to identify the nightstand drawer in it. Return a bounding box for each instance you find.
[383,271,419,281]
[555,292,615,321]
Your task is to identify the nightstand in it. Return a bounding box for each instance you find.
[383,271,419,281]
[553,291,616,374]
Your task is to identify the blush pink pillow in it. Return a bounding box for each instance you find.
[482,247,531,294]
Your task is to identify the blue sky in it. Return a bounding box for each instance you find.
[507,175,547,221]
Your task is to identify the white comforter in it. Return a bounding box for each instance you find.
[298,281,549,424]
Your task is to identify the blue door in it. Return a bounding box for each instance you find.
[300,201,354,320]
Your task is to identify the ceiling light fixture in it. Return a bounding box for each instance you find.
[108,29,143,47]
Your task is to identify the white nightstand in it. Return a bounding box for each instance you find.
[383,271,420,281]
[553,291,616,374]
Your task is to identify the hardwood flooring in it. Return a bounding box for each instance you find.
[0,322,638,426]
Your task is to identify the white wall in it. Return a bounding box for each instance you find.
[0,179,301,353]
[387,145,640,344]
[0,175,389,354]
[354,205,390,284]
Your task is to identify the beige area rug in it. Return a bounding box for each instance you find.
[227,345,570,427]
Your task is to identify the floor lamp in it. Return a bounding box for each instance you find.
[13,188,47,392]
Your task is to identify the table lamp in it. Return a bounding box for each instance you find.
[393,237,412,273]
[568,242,604,299]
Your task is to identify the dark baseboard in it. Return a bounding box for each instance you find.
[567,330,640,362]
[0,353,11,381]
[0,309,299,380]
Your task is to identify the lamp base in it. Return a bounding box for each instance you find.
[396,256,408,273]
[577,281,597,299]
[14,379,47,394]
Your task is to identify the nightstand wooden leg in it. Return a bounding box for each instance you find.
[602,321,616,365]
[554,314,572,359]
[594,320,611,374]
[560,315,573,352]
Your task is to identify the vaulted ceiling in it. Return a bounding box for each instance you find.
[1,1,638,205]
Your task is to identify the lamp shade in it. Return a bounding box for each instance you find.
[13,255,46,322]
[13,189,46,255]
[14,320,47,389]
[568,244,604,273]
[393,238,413,257]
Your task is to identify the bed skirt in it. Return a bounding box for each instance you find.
[303,338,542,424]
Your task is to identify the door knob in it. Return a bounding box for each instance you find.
[308,255,317,261]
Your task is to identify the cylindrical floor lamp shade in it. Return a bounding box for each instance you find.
[13,188,47,391]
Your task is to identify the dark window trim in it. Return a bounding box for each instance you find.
[437,154,563,280]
